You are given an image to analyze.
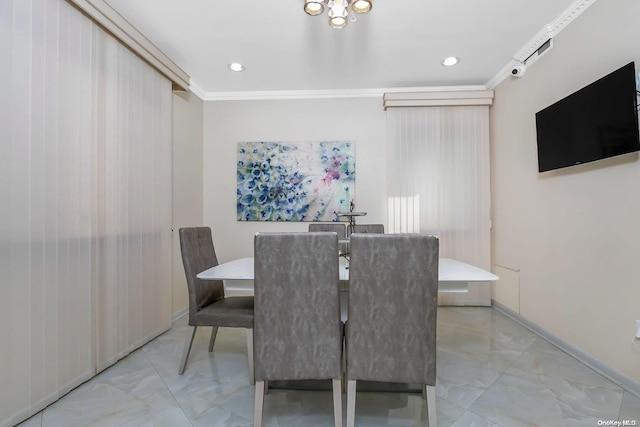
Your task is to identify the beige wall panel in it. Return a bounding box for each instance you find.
[492,265,520,313]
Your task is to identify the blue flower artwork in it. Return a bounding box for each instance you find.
[237,141,355,221]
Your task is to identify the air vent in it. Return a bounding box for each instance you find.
[524,38,553,67]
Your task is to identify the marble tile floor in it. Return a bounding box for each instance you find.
[18,307,640,427]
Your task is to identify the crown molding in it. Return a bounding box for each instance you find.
[195,85,488,102]
[486,0,597,89]
[202,88,382,101]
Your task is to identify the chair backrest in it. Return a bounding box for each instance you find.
[308,222,347,237]
[347,233,439,385]
[348,224,384,236]
[179,227,225,325]
[254,232,342,382]
[308,223,347,254]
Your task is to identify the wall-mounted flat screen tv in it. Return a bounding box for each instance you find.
[535,62,640,172]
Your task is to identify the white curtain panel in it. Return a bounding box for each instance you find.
[386,106,491,305]
[0,0,172,424]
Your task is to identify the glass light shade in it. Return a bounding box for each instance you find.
[329,15,347,28]
[351,0,372,14]
[304,0,325,16]
[328,0,348,18]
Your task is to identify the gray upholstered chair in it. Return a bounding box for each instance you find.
[347,223,384,236]
[345,233,439,427]
[253,232,343,427]
[309,222,348,256]
[178,227,254,382]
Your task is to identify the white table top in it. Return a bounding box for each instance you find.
[197,257,498,288]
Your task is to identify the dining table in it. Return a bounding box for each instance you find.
[196,256,499,293]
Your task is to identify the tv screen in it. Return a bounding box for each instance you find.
[535,62,640,172]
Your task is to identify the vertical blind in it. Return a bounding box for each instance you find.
[92,26,173,372]
[0,0,172,425]
[386,106,491,305]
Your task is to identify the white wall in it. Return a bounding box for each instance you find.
[172,90,204,316]
[491,0,640,381]
[202,97,386,262]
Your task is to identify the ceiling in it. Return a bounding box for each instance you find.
[105,0,589,99]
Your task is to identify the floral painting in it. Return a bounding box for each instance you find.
[237,141,355,221]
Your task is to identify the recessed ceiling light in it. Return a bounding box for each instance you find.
[441,57,459,67]
[227,62,245,72]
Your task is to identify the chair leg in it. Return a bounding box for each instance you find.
[425,385,437,427]
[246,328,255,385]
[179,326,198,375]
[254,380,265,427]
[346,380,356,427]
[342,366,346,395]
[208,326,219,352]
[332,378,342,427]
[342,336,347,394]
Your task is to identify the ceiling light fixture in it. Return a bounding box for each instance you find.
[304,0,372,29]
[441,57,459,67]
[227,62,245,72]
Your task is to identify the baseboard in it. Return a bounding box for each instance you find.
[492,300,640,399]
[172,307,188,324]
[1,369,94,427]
